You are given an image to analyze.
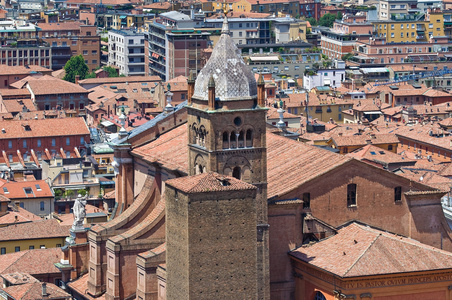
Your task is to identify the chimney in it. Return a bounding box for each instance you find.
[208,75,215,110]
[257,73,265,107]
[365,139,371,144]
[75,75,80,85]
[187,71,196,105]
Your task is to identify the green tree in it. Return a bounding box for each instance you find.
[63,55,89,83]
[337,12,343,20]
[306,17,317,26]
[103,66,119,77]
[318,13,337,28]
[342,52,354,61]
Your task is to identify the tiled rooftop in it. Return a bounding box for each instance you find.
[132,124,351,199]
[167,172,256,194]
[290,222,452,277]
[0,248,62,275]
[0,117,89,139]
[0,219,70,242]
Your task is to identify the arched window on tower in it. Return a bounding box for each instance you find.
[199,126,205,147]
[238,131,244,148]
[232,166,241,180]
[223,132,229,149]
[246,129,253,147]
[230,131,237,148]
[192,125,198,144]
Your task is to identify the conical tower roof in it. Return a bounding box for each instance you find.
[192,16,257,101]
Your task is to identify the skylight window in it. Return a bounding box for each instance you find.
[370,151,376,155]
[3,187,8,194]
[35,184,41,191]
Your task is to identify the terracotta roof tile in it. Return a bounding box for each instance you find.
[37,21,82,31]
[167,172,256,194]
[132,124,351,199]
[0,65,50,76]
[330,133,399,147]
[0,219,70,242]
[347,144,415,165]
[0,248,62,275]
[0,117,89,139]
[27,76,88,95]
[1,282,70,299]
[67,273,105,300]
[78,76,161,86]
[290,222,452,277]
[0,207,41,226]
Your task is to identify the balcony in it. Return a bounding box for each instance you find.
[416,25,425,32]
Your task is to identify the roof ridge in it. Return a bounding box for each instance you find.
[21,281,38,299]
[342,224,380,277]
[5,250,30,273]
[356,223,452,257]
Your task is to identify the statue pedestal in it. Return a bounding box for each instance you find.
[68,227,89,245]
[65,227,90,280]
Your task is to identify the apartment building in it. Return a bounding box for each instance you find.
[303,60,346,90]
[248,0,300,17]
[373,9,444,43]
[108,29,145,76]
[146,11,209,81]
[378,0,418,20]
[37,22,100,71]
[354,36,452,64]
[321,13,373,59]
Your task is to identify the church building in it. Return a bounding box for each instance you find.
[61,10,452,300]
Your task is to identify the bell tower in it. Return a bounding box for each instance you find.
[185,13,270,300]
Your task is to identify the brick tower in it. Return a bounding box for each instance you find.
[165,12,270,300]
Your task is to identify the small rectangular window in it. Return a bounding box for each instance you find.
[347,184,357,207]
[40,201,45,211]
[394,186,402,202]
[1,247,5,254]
[15,246,20,252]
[302,193,310,209]
[29,245,34,250]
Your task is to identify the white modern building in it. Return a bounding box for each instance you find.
[108,29,145,76]
[303,60,346,90]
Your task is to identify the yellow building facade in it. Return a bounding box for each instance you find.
[373,10,444,43]
[0,237,66,254]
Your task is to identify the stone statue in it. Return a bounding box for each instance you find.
[112,157,119,175]
[72,194,87,231]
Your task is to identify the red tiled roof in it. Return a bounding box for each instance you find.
[167,172,256,193]
[330,133,399,147]
[0,117,89,139]
[0,219,70,242]
[1,282,70,300]
[78,76,161,85]
[0,65,50,76]
[27,76,88,95]
[37,21,82,31]
[132,124,351,199]
[67,273,105,300]
[290,222,452,277]
[0,89,31,97]
[1,98,36,114]
[0,248,63,275]
[0,207,41,226]
[347,144,415,165]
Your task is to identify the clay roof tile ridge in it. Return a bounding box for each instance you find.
[342,227,380,277]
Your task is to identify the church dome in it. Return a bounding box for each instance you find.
[193,18,257,101]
